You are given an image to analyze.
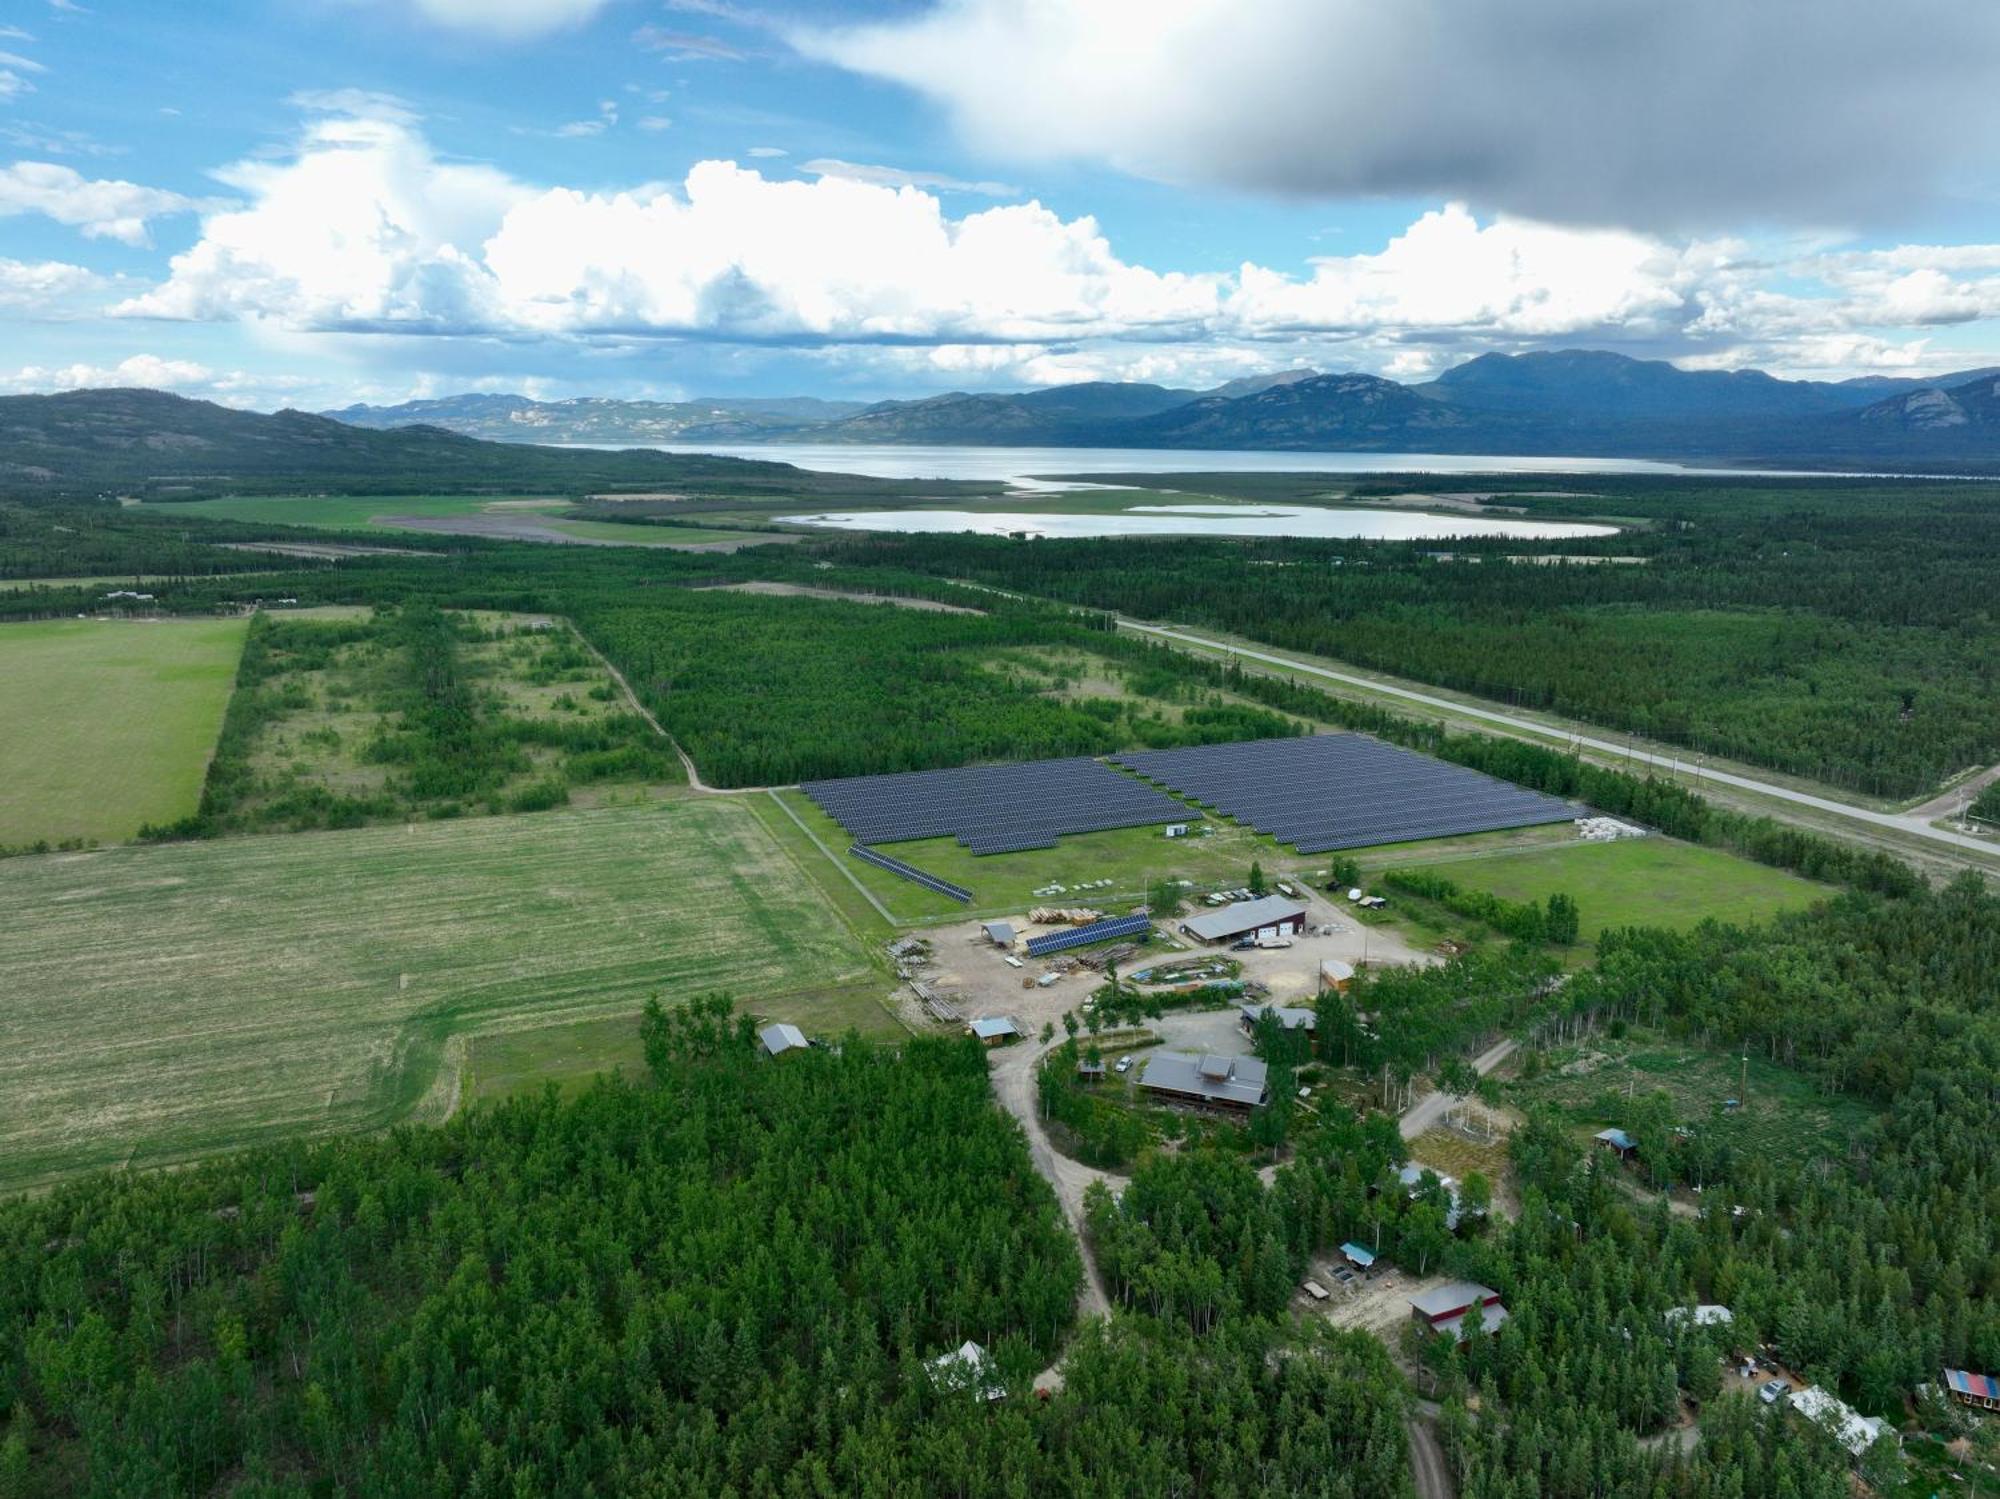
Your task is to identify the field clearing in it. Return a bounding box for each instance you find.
[168,494,761,548]
[0,617,247,846]
[1427,835,1826,940]
[1511,1029,1876,1172]
[0,798,893,1190]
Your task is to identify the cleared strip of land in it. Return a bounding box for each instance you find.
[0,617,248,845]
[0,798,892,1190]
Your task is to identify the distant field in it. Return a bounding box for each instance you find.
[1428,835,1826,940]
[0,617,247,845]
[0,798,894,1189]
[170,494,759,547]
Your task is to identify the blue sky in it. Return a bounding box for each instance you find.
[6,0,2000,409]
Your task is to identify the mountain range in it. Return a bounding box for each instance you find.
[324,352,2000,465]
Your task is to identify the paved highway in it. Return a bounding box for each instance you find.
[1122,621,2000,862]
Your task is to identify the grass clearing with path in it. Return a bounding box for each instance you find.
[170,494,759,547]
[0,616,247,846]
[0,797,893,1190]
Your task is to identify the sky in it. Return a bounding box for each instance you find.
[6,0,2000,410]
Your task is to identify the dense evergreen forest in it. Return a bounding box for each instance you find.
[822,477,2000,798]
[0,1000,1416,1497]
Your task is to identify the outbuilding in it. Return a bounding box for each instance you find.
[968,1015,1021,1046]
[1788,1385,1894,1462]
[1320,958,1356,992]
[1595,1127,1637,1159]
[1410,1282,1508,1340]
[1180,895,1308,945]
[982,920,1017,948]
[759,1023,810,1058]
[1239,1002,1316,1036]
[927,1341,1006,1402]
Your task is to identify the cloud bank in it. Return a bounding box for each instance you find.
[89,109,2000,387]
[797,0,2000,233]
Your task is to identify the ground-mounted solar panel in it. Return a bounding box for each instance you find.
[1112,734,1577,853]
[802,755,1188,855]
[1024,913,1152,958]
[847,845,972,903]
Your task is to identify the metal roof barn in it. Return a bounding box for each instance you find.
[1182,896,1307,943]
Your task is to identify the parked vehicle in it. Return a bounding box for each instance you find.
[1758,1379,1790,1405]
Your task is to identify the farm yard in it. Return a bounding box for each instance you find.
[0,797,892,1190]
[0,616,248,847]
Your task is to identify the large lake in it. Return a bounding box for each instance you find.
[647,440,1757,484]
[774,503,1619,542]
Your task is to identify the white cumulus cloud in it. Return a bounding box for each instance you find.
[0,255,99,307]
[101,107,2000,384]
[0,160,195,245]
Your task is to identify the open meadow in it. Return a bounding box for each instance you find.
[169,493,764,547]
[1417,834,1827,942]
[0,617,247,846]
[0,797,895,1190]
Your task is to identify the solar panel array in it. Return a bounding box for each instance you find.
[802,756,1187,856]
[847,845,972,904]
[1113,734,1576,853]
[1025,913,1152,958]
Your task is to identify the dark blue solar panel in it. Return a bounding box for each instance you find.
[1024,914,1152,957]
[848,845,972,903]
[1113,735,1576,853]
[803,755,1186,855]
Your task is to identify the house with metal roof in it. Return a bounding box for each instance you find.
[926,1340,1006,1402]
[1788,1385,1894,1460]
[1139,1051,1270,1110]
[759,1023,809,1058]
[1410,1282,1508,1340]
[1595,1127,1637,1157]
[1320,957,1356,991]
[1946,1369,2000,1411]
[1180,895,1308,945]
[1664,1304,1734,1330]
[968,1015,1021,1045]
[1340,1241,1376,1269]
[1238,1002,1317,1035]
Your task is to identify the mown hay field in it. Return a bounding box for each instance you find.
[0,798,893,1190]
[0,617,248,846]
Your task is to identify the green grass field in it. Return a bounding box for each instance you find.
[0,798,895,1190]
[0,617,248,846]
[168,494,760,547]
[1421,835,1826,941]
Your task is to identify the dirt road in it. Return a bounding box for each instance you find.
[985,1031,1118,1319]
[1405,1413,1455,1499]
[1400,1038,1517,1140]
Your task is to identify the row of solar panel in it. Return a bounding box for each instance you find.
[803,756,1187,855]
[847,845,972,904]
[1113,734,1577,854]
[1024,913,1152,958]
